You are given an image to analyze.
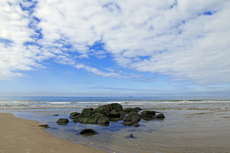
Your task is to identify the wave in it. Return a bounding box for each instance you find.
[1,100,230,109]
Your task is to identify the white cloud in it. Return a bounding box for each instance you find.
[1,0,230,85]
[105,68,114,72]
[75,63,128,78]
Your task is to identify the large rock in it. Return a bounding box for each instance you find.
[77,117,98,124]
[155,113,165,119]
[122,111,141,126]
[56,118,69,125]
[110,103,123,112]
[97,117,109,125]
[121,121,133,126]
[123,107,142,113]
[129,111,140,117]
[81,108,94,117]
[93,103,123,115]
[132,115,141,123]
[79,129,97,135]
[91,112,106,118]
[140,111,157,120]
[123,115,132,122]
[87,118,98,124]
[108,110,120,118]
[119,111,128,119]
[70,112,80,119]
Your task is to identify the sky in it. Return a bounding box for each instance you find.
[0,0,230,97]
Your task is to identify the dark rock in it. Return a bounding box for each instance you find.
[140,111,157,120]
[79,129,97,135]
[121,121,133,126]
[129,111,140,117]
[119,111,128,119]
[132,115,141,123]
[87,118,98,124]
[78,117,97,124]
[133,123,140,127]
[123,115,132,122]
[39,124,49,128]
[130,133,133,137]
[70,112,80,119]
[81,108,94,117]
[73,118,80,123]
[108,110,120,118]
[109,118,121,122]
[93,103,123,115]
[124,107,142,113]
[93,105,110,115]
[56,118,69,125]
[110,103,123,112]
[121,111,141,126]
[155,113,165,119]
[97,117,109,125]
[78,118,88,124]
[91,112,106,118]
[53,114,59,116]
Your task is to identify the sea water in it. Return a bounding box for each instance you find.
[1,96,230,153]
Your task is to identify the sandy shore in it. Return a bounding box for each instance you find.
[0,113,107,153]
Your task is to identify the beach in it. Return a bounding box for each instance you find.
[0,113,106,153]
[1,97,230,153]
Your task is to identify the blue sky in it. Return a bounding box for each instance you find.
[0,0,230,97]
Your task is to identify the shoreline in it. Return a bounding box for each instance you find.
[0,113,107,153]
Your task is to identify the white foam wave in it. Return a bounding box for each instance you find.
[1,100,230,109]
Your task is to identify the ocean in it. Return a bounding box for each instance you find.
[1,96,230,153]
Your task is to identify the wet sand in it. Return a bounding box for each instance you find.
[0,113,107,153]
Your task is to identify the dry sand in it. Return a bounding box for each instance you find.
[0,113,107,153]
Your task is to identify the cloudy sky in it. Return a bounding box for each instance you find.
[0,0,230,97]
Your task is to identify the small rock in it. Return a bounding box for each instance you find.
[79,129,97,135]
[56,118,69,125]
[39,124,49,128]
[155,113,165,119]
[130,133,133,138]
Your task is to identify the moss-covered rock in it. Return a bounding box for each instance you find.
[155,113,165,119]
[133,123,140,127]
[56,118,69,125]
[93,105,111,115]
[121,121,133,126]
[119,111,128,120]
[110,103,123,112]
[81,108,94,117]
[108,110,120,118]
[78,117,90,124]
[123,115,132,122]
[70,112,80,119]
[97,116,109,125]
[79,129,97,135]
[129,111,140,117]
[91,112,106,118]
[140,111,157,120]
[109,118,121,122]
[93,103,123,115]
[87,118,98,124]
[123,107,142,113]
[132,115,141,123]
